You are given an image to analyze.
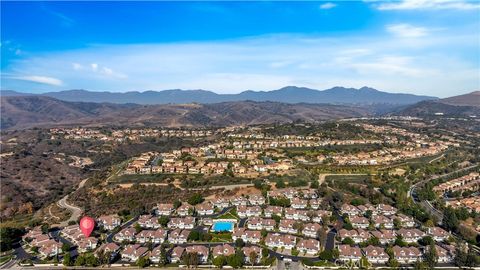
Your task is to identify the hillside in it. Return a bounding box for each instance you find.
[2,86,437,105]
[439,91,480,106]
[1,96,372,130]
[398,91,480,117]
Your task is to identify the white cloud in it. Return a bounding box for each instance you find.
[387,24,429,38]
[1,32,478,97]
[14,75,63,86]
[72,63,83,70]
[319,2,337,9]
[375,0,480,10]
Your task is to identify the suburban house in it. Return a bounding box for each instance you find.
[265,233,296,250]
[121,244,149,261]
[341,204,360,217]
[177,203,193,216]
[242,246,262,264]
[392,246,422,263]
[397,228,425,243]
[247,217,275,231]
[38,240,63,258]
[362,245,389,264]
[249,195,266,206]
[138,215,161,229]
[297,239,320,255]
[232,228,261,244]
[96,242,120,260]
[212,244,236,258]
[370,230,396,245]
[279,219,298,234]
[394,214,416,228]
[115,227,136,242]
[168,217,195,229]
[427,227,450,242]
[196,202,215,216]
[338,229,370,243]
[185,245,210,263]
[77,237,98,253]
[212,197,230,209]
[291,198,308,209]
[168,229,190,244]
[170,246,185,263]
[350,216,369,229]
[302,223,322,238]
[432,245,455,263]
[264,206,283,218]
[237,205,262,218]
[376,204,397,216]
[156,203,174,216]
[97,215,121,230]
[338,245,362,262]
[284,208,309,221]
[373,215,394,229]
[135,229,167,244]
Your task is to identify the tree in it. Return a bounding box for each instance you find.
[248,251,258,266]
[158,216,170,227]
[136,256,150,268]
[419,236,434,246]
[75,254,85,266]
[0,227,23,252]
[342,237,355,245]
[387,258,399,269]
[235,238,245,248]
[316,228,327,249]
[213,255,226,268]
[63,252,73,266]
[61,243,71,253]
[275,179,286,189]
[134,223,142,233]
[188,194,204,205]
[424,244,438,270]
[443,207,459,232]
[188,231,200,241]
[262,247,269,258]
[174,199,182,209]
[41,224,50,234]
[227,253,243,268]
[158,245,168,266]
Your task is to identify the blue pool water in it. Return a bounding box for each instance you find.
[212,221,234,232]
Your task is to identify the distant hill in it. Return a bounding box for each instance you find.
[439,91,480,106]
[398,91,480,117]
[1,86,437,105]
[1,96,372,130]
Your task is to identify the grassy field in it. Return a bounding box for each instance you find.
[325,174,372,184]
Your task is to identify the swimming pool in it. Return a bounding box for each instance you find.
[212,221,234,232]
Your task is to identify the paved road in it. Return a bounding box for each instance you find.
[325,229,336,251]
[56,178,88,227]
[408,164,479,224]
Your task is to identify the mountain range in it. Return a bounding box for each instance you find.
[2,88,478,130]
[1,96,372,130]
[1,86,437,105]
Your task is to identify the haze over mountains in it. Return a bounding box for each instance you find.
[1,88,478,130]
[2,86,437,105]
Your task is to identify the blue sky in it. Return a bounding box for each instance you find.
[1,1,479,97]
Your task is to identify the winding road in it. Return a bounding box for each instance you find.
[56,178,88,226]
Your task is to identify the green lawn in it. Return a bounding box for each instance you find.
[210,232,232,242]
[215,209,239,220]
[0,255,12,265]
